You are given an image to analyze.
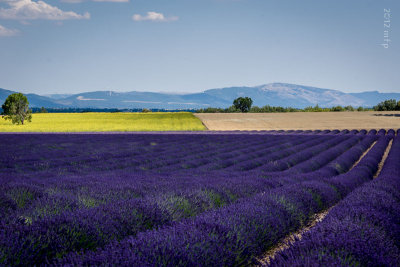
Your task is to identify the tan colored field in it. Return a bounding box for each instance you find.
[195,111,400,131]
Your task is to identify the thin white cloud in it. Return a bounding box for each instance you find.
[132,11,178,22]
[0,0,90,20]
[0,24,19,36]
[61,0,128,3]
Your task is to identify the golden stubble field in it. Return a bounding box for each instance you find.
[195,111,400,131]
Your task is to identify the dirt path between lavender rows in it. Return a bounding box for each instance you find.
[194,111,400,131]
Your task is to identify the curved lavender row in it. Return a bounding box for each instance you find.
[253,136,353,173]
[142,134,283,164]
[269,136,400,266]
[256,135,378,186]
[183,135,317,169]
[324,135,391,196]
[155,134,336,175]
[139,135,309,172]
[170,135,329,173]
[146,135,328,174]
[258,136,362,174]
[220,135,345,172]
[214,134,367,176]
[56,136,391,266]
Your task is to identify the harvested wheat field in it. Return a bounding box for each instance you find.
[195,111,400,131]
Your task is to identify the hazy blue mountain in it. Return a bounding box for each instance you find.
[202,83,389,108]
[0,88,66,108]
[0,88,15,101]
[1,83,399,109]
[54,91,227,109]
[44,94,73,100]
[349,91,400,107]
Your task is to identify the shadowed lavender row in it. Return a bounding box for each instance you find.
[269,136,400,266]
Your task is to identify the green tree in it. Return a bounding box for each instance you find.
[1,93,32,125]
[304,104,323,112]
[344,105,354,111]
[233,97,253,112]
[331,106,344,112]
[39,107,48,113]
[374,99,397,111]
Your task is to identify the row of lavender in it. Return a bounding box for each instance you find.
[0,130,395,265]
[53,133,392,266]
[1,129,388,177]
[270,134,400,266]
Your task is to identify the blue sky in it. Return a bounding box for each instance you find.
[0,0,399,95]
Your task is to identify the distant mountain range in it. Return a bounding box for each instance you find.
[1,83,399,109]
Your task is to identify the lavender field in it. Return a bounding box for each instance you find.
[1,130,399,266]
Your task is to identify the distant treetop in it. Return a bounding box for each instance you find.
[233,97,253,112]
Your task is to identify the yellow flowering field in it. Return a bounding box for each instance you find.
[0,112,206,132]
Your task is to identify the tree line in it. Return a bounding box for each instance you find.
[197,97,400,113]
[197,104,367,113]
[1,93,400,125]
[373,99,400,111]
